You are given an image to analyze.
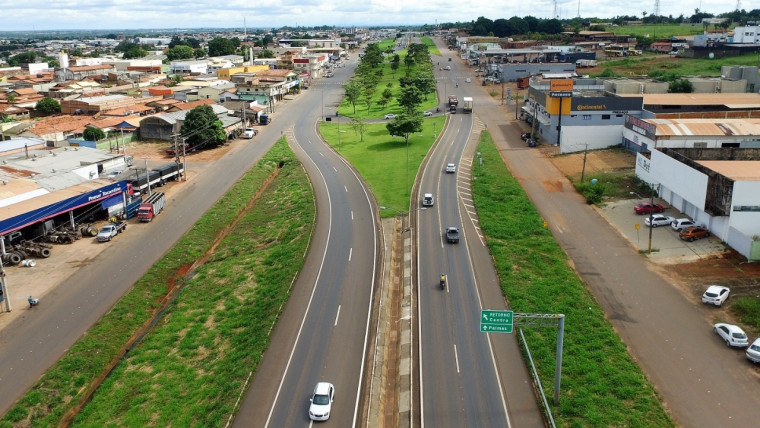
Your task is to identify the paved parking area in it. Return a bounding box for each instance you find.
[597,198,726,264]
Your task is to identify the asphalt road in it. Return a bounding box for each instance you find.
[413,44,543,428]
[232,57,379,427]
[467,59,760,426]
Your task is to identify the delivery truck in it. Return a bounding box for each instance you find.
[137,192,166,222]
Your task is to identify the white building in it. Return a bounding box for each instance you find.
[731,26,760,44]
[170,60,209,75]
[635,148,760,261]
[622,117,760,153]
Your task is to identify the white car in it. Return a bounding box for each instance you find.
[671,218,702,231]
[702,285,730,306]
[384,113,397,120]
[422,193,434,207]
[746,338,760,363]
[644,214,675,228]
[714,323,749,348]
[465,77,472,83]
[423,111,433,117]
[445,163,456,173]
[243,127,256,139]
[309,382,334,421]
[444,65,451,70]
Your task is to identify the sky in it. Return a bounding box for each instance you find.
[2,0,740,32]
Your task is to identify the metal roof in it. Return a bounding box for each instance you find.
[620,92,760,107]
[647,118,760,136]
[697,161,760,181]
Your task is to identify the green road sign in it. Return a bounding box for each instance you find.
[480,309,514,333]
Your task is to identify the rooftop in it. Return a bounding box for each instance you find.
[647,118,760,137]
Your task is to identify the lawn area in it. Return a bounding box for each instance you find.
[320,117,441,217]
[472,131,673,427]
[595,52,760,77]
[611,23,708,38]
[2,138,315,427]
[421,36,440,56]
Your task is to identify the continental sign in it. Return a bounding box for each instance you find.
[549,79,573,98]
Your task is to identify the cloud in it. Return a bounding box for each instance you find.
[1,0,740,32]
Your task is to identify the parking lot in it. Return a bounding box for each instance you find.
[598,198,726,264]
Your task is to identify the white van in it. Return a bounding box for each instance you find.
[243,127,257,139]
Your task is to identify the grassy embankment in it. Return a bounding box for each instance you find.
[610,23,707,38]
[328,39,440,216]
[2,138,315,427]
[472,131,674,427]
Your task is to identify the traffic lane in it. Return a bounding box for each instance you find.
[0,137,279,415]
[493,120,760,426]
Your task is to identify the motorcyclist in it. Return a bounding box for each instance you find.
[440,273,446,288]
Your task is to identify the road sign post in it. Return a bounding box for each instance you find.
[480,309,514,333]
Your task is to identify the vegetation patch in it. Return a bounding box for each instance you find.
[472,131,673,427]
[1,138,314,427]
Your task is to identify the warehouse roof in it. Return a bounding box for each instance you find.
[697,161,760,181]
[620,93,760,108]
[646,118,760,136]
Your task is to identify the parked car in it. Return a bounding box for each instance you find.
[679,226,710,241]
[384,113,397,120]
[465,77,472,83]
[105,170,124,180]
[423,111,433,117]
[96,221,127,242]
[243,127,257,139]
[422,193,434,207]
[701,285,730,306]
[746,338,760,363]
[634,202,665,214]
[445,163,456,173]
[714,323,749,347]
[309,382,334,421]
[444,65,451,70]
[671,218,702,231]
[644,214,675,227]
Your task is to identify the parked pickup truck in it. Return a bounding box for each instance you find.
[445,226,460,243]
[96,221,127,242]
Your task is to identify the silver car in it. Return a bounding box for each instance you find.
[746,338,760,363]
[714,323,749,347]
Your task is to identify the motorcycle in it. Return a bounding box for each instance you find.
[28,296,40,307]
[440,274,447,290]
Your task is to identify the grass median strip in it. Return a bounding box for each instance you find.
[472,131,673,427]
[2,138,315,427]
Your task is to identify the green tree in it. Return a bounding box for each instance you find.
[208,37,236,57]
[83,126,106,142]
[166,45,194,61]
[180,105,226,149]
[668,78,693,93]
[343,80,362,114]
[35,97,60,114]
[413,75,437,101]
[8,51,37,66]
[350,117,368,142]
[193,48,206,59]
[262,34,274,46]
[397,85,423,115]
[258,49,275,58]
[386,114,423,147]
[379,88,393,109]
[363,87,375,112]
[123,46,148,59]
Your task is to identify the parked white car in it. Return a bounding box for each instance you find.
[701,285,730,306]
[384,113,397,120]
[714,323,749,347]
[746,338,760,363]
[644,214,675,228]
[671,218,702,231]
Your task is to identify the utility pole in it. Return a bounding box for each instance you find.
[648,183,659,254]
[580,144,589,183]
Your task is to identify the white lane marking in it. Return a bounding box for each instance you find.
[333,166,338,172]
[319,152,324,157]
[349,247,353,262]
[555,224,564,234]
[344,185,348,193]
[334,305,341,326]
[454,344,460,374]
[351,211,354,220]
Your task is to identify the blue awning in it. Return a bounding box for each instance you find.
[101,195,123,210]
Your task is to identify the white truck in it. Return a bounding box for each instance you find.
[576,59,598,68]
[462,97,473,113]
